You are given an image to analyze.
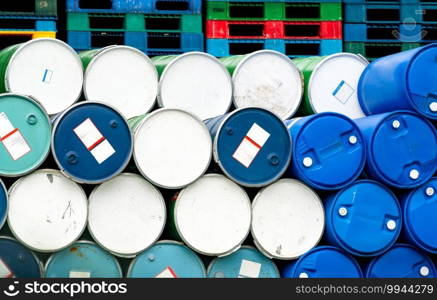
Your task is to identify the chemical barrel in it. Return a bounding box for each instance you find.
[129,108,211,189]
[358,43,437,120]
[251,179,324,260]
[0,93,51,177]
[0,236,43,278]
[152,52,233,120]
[127,240,206,278]
[220,50,303,120]
[354,111,437,189]
[88,173,166,258]
[292,53,368,119]
[366,244,436,278]
[81,45,158,120]
[52,101,133,184]
[7,169,88,253]
[286,112,366,190]
[324,180,402,257]
[205,107,291,187]
[0,38,83,115]
[282,246,363,278]
[168,174,251,257]
[401,178,437,254]
[45,241,122,278]
[0,179,6,231]
[207,246,280,278]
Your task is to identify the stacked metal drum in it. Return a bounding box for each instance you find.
[0,37,436,279]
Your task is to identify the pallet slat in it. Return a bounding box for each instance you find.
[206,20,342,39]
[344,23,437,42]
[0,18,56,31]
[66,0,202,15]
[344,3,437,23]
[206,38,342,56]
[68,31,204,53]
[67,12,202,33]
[207,1,342,21]
[344,41,421,59]
[0,0,57,17]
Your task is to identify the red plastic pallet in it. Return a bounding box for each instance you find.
[206,20,342,39]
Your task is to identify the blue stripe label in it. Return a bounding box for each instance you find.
[332,80,345,96]
[42,69,48,82]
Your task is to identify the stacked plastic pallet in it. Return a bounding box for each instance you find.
[343,0,437,60]
[66,0,203,54]
[205,0,343,57]
[0,1,57,49]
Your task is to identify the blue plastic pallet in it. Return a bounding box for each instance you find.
[0,18,56,31]
[206,38,342,57]
[344,23,437,42]
[66,0,201,14]
[344,3,437,23]
[344,0,437,3]
[68,31,204,53]
[206,0,342,2]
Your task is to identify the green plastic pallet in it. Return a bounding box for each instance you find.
[0,0,57,17]
[67,12,202,33]
[344,42,421,60]
[207,1,341,21]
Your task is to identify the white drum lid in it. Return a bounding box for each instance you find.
[158,52,233,120]
[133,108,212,189]
[232,50,303,120]
[84,46,158,119]
[251,179,325,260]
[6,38,83,115]
[175,174,251,256]
[308,53,368,119]
[7,169,88,252]
[88,173,166,257]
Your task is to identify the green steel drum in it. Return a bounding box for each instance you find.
[0,93,51,177]
[220,50,303,120]
[81,45,158,120]
[0,38,83,115]
[152,52,232,120]
[293,53,369,119]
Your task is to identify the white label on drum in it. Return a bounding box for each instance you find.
[238,260,261,278]
[332,80,354,104]
[0,112,31,160]
[69,271,91,278]
[0,259,13,278]
[155,267,177,278]
[74,118,115,164]
[232,123,270,168]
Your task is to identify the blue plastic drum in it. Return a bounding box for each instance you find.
[286,112,365,190]
[0,237,42,278]
[207,246,280,278]
[204,107,291,187]
[0,179,6,230]
[45,241,122,278]
[127,241,206,278]
[366,244,437,278]
[282,246,362,278]
[401,178,437,254]
[354,111,437,189]
[325,180,401,257]
[52,102,133,184]
[358,44,437,120]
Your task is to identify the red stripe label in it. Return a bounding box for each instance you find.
[1,128,18,141]
[87,136,105,151]
[244,136,261,149]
